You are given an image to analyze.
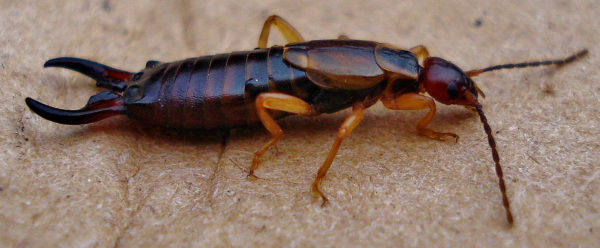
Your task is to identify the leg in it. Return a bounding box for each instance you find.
[381,93,458,142]
[249,92,316,177]
[311,103,365,206]
[258,15,305,48]
[409,45,429,66]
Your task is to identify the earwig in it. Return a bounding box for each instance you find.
[25,15,588,226]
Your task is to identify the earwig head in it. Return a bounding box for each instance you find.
[420,49,588,107]
[420,57,514,225]
[420,57,480,106]
[418,49,587,226]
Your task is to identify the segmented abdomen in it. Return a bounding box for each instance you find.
[125,46,316,129]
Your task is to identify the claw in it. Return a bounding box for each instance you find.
[26,58,131,125]
[25,91,125,125]
[246,172,263,180]
[44,57,133,92]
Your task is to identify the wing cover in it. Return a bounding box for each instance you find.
[284,40,385,90]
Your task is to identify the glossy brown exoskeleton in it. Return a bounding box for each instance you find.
[25,15,588,226]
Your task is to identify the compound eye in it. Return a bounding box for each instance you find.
[447,82,458,99]
[132,72,143,81]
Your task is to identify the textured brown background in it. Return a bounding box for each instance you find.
[1,0,598,247]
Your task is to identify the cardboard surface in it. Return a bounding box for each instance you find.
[1,0,598,247]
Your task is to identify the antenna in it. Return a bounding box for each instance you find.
[476,104,514,226]
[466,49,588,77]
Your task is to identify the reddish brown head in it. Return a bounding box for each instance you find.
[420,57,480,106]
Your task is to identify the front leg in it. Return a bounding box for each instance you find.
[381,93,458,142]
[409,45,430,66]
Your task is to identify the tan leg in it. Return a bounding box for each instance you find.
[409,45,429,66]
[258,15,305,48]
[249,92,315,178]
[382,93,458,142]
[311,102,365,206]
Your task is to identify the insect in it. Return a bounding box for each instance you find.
[26,15,587,226]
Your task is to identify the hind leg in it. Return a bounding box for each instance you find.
[257,15,305,48]
[311,102,365,206]
[249,92,316,178]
